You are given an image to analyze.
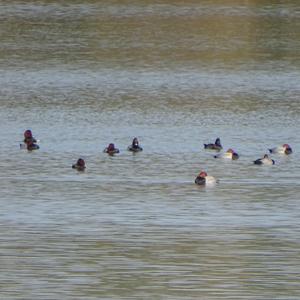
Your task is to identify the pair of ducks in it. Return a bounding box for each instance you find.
[72,137,143,171]
[252,144,291,165]
[205,138,239,160]
[103,137,143,155]
[254,144,292,165]
[72,146,120,171]
[195,138,293,186]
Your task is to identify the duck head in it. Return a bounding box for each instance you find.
[132,137,139,146]
[107,143,115,152]
[198,171,208,178]
[77,158,85,167]
[215,138,221,147]
[24,130,32,138]
[283,144,292,154]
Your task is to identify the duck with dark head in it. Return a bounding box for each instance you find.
[128,137,143,152]
[254,154,275,165]
[104,143,120,155]
[72,158,86,171]
[204,138,222,151]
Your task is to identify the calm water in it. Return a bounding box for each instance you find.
[0,1,300,299]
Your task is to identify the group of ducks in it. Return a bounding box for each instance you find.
[72,137,143,170]
[195,138,293,186]
[102,138,143,155]
[21,130,293,186]
[20,130,143,171]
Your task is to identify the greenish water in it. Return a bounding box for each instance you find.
[0,1,299,299]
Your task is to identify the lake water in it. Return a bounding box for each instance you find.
[0,1,299,299]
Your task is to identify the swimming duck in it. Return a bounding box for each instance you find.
[72,158,86,171]
[104,143,120,155]
[214,148,239,160]
[195,171,217,186]
[22,129,39,150]
[128,137,143,152]
[253,154,275,165]
[204,138,222,151]
[269,144,292,155]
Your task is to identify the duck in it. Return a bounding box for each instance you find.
[104,143,120,155]
[204,138,222,151]
[72,158,86,171]
[128,137,143,152]
[21,129,39,150]
[214,148,239,160]
[253,154,275,165]
[269,144,292,155]
[195,171,217,186]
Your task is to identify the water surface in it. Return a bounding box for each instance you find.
[0,1,299,299]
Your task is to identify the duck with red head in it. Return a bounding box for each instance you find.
[72,158,86,171]
[214,148,239,160]
[24,130,33,139]
[195,171,217,186]
[254,154,275,165]
[128,137,143,152]
[104,143,120,155]
[204,138,222,151]
[269,144,292,155]
[22,129,39,150]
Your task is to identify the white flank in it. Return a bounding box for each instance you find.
[261,158,274,165]
[205,176,217,185]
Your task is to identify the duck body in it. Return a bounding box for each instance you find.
[128,145,143,152]
[204,138,222,151]
[24,137,37,144]
[20,142,40,150]
[26,143,40,151]
[214,149,239,160]
[104,148,120,155]
[72,164,86,171]
[269,144,292,155]
[204,144,222,151]
[254,154,275,165]
[204,175,217,185]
